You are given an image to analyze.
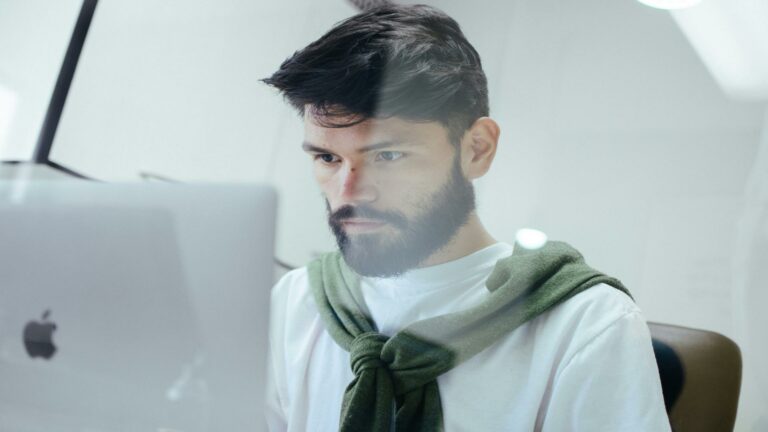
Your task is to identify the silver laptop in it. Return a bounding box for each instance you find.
[0,181,276,432]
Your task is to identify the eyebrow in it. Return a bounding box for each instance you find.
[302,140,416,154]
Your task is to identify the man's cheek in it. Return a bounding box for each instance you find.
[319,184,338,207]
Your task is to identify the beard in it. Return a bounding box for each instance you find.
[326,155,476,277]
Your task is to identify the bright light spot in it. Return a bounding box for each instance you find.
[638,0,702,10]
[515,228,548,250]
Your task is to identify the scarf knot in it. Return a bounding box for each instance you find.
[308,242,632,431]
[350,332,389,376]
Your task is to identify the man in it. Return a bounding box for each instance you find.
[263,4,670,431]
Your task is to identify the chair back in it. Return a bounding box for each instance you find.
[649,322,742,432]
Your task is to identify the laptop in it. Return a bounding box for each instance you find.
[0,181,276,431]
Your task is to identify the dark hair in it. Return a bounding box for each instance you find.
[262,4,489,145]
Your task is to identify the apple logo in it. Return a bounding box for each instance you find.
[23,309,57,360]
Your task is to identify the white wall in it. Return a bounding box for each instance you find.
[3,0,767,430]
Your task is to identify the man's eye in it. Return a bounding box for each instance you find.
[376,151,404,162]
[315,154,340,164]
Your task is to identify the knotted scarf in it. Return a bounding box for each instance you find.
[307,241,631,432]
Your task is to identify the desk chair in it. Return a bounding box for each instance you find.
[649,322,742,432]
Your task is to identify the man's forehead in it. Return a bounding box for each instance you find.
[304,112,405,133]
[303,111,448,149]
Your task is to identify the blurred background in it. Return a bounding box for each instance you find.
[1,0,766,429]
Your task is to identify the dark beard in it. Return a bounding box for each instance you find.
[326,155,476,277]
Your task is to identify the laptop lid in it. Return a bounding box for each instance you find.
[0,181,276,431]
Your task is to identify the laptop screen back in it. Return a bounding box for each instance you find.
[0,181,276,432]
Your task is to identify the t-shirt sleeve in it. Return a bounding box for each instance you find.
[540,308,672,432]
[265,350,288,432]
[264,270,295,432]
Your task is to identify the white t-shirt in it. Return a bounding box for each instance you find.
[266,242,671,432]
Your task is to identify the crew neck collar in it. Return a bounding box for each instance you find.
[360,242,514,295]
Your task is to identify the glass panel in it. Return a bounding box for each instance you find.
[4,0,767,429]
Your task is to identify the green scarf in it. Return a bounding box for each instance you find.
[307,241,631,432]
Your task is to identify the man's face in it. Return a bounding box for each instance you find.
[303,113,476,277]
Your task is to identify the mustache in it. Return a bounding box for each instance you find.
[329,205,407,228]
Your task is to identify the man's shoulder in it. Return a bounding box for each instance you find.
[270,265,323,324]
[272,265,312,305]
[273,265,310,293]
[269,266,329,357]
[557,283,640,324]
[529,283,647,353]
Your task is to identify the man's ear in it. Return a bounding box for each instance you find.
[460,117,500,180]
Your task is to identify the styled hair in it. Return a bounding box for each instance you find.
[262,4,489,145]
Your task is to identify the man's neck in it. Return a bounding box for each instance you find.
[418,213,497,268]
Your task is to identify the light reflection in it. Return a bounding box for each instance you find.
[671,0,768,99]
[515,228,548,250]
[165,354,208,403]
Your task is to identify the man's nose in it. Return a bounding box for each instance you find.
[338,162,377,203]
